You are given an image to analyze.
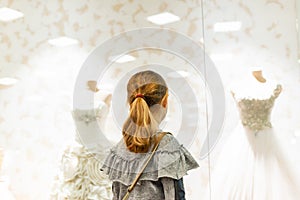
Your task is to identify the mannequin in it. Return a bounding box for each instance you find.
[51,82,113,199]
[87,80,100,92]
[230,67,279,100]
[208,67,300,200]
[252,68,266,83]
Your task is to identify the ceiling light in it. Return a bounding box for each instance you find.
[167,70,190,78]
[0,77,18,85]
[147,12,180,25]
[0,7,24,22]
[25,95,42,102]
[100,84,114,91]
[48,36,79,47]
[214,21,242,32]
[210,53,233,61]
[110,55,136,63]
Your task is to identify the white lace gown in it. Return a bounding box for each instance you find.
[51,105,113,200]
[210,83,300,200]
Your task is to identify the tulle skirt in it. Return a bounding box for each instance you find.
[209,123,300,200]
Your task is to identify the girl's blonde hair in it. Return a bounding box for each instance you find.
[122,70,168,153]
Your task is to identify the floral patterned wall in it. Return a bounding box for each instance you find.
[0,0,299,199]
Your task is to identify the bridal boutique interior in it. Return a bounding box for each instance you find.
[0,0,300,199]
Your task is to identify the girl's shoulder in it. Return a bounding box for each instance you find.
[101,132,199,182]
[157,132,181,152]
[154,132,199,179]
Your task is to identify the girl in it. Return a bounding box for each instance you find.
[101,70,199,200]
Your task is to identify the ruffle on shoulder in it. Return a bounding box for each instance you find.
[100,134,199,186]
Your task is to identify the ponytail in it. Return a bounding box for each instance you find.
[122,96,157,153]
[122,70,168,153]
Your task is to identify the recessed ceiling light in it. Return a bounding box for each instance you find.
[214,21,242,32]
[25,95,43,102]
[48,36,79,47]
[147,12,180,25]
[210,53,233,61]
[167,70,190,78]
[0,7,24,22]
[110,55,136,63]
[0,77,18,85]
[100,84,114,91]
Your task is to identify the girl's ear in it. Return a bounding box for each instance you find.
[161,93,168,108]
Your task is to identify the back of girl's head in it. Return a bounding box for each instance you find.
[122,70,168,153]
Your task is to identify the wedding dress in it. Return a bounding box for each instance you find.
[209,82,300,200]
[50,104,112,200]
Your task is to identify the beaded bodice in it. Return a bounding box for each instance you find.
[235,84,282,132]
[72,102,108,125]
[71,103,109,145]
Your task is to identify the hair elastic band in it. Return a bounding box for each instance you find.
[135,94,144,98]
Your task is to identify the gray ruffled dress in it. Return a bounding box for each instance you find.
[101,133,199,200]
